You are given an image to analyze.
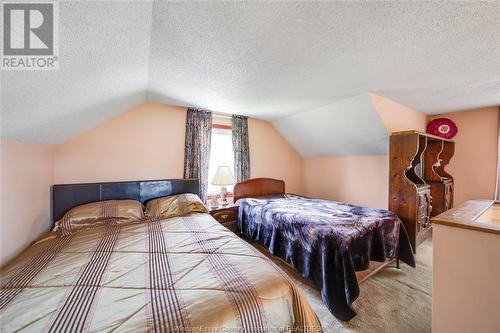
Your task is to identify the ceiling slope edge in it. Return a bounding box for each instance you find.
[369,92,428,134]
[272,93,393,158]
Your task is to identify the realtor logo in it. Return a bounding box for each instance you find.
[2,1,59,70]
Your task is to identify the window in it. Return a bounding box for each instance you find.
[207,125,235,195]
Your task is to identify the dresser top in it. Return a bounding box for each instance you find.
[206,203,238,213]
[432,200,500,235]
[391,130,454,142]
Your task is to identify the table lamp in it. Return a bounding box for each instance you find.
[211,166,236,206]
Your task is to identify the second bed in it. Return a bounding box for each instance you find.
[234,178,415,321]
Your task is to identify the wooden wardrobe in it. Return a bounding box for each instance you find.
[389,131,455,252]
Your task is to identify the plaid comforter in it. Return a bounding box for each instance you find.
[0,213,321,332]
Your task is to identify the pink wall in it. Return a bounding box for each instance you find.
[302,94,427,209]
[429,107,498,205]
[370,93,427,132]
[55,104,187,183]
[249,118,303,194]
[303,156,388,209]
[54,104,303,193]
[1,139,54,266]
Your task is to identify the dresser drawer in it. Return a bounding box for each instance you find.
[211,209,237,224]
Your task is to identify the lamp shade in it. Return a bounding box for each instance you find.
[211,166,236,186]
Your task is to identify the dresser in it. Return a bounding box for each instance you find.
[432,200,500,333]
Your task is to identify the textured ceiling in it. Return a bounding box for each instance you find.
[1,1,153,144]
[1,1,499,147]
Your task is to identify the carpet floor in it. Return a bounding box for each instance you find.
[252,237,432,333]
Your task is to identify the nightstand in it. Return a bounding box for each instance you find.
[208,204,238,233]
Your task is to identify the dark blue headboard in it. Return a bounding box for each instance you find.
[52,178,199,226]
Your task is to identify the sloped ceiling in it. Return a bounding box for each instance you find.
[274,94,389,157]
[2,2,151,144]
[1,1,153,144]
[1,1,499,152]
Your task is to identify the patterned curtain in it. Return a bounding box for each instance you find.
[232,115,250,182]
[184,108,212,202]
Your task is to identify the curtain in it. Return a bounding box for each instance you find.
[232,115,250,182]
[184,108,212,202]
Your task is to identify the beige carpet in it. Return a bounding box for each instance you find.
[253,238,432,333]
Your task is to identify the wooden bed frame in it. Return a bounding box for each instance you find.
[233,177,398,284]
[234,177,285,202]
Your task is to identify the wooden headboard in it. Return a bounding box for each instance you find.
[52,178,199,227]
[233,178,285,202]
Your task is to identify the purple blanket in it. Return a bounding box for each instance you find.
[237,194,415,321]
